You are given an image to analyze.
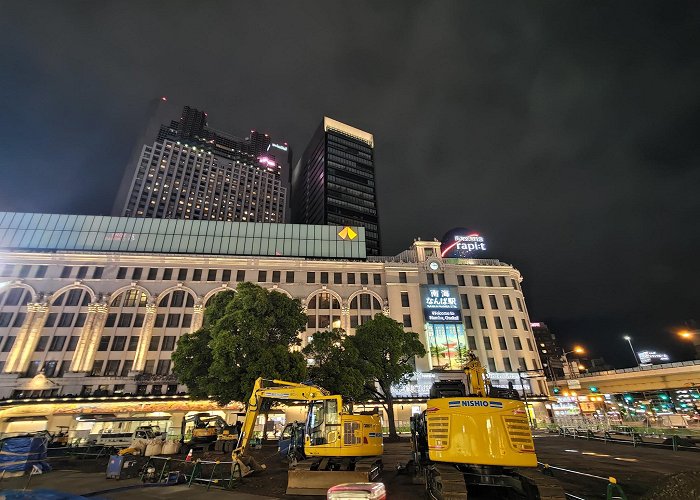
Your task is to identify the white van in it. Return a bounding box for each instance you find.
[87,425,162,447]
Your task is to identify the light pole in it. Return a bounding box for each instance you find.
[623,335,639,366]
[561,346,585,378]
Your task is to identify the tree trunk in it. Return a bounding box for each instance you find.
[381,382,398,439]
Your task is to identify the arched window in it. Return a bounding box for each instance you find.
[97,288,150,378]
[305,292,341,344]
[349,293,382,329]
[145,289,197,377]
[29,288,93,379]
[159,290,194,308]
[0,287,32,373]
[112,289,148,308]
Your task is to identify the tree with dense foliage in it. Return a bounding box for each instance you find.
[172,283,308,405]
[351,314,426,438]
[304,315,426,438]
[302,328,367,402]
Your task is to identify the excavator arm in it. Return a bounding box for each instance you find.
[232,378,330,466]
[463,349,488,397]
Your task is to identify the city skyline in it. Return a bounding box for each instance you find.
[292,117,381,256]
[112,101,289,223]
[1,2,698,366]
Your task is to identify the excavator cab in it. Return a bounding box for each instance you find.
[233,378,383,495]
[306,397,340,446]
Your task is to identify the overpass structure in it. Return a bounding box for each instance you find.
[547,360,700,423]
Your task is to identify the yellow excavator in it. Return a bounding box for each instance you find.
[182,413,239,451]
[232,378,383,495]
[409,351,565,499]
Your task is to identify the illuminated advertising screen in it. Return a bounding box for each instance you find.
[420,285,461,323]
[440,227,487,258]
[638,351,670,365]
[426,323,468,370]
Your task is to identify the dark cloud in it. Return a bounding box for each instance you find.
[1,0,698,365]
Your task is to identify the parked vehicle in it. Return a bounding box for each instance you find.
[87,425,162,448]
[277,421,305,462]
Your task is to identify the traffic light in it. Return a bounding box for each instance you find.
[552,387,560,394]
[589,386,599,393]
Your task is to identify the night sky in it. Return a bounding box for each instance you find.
[1,1,699,367]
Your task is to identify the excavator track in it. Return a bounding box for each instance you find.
[428,464,468,500]
[516,468,567,499]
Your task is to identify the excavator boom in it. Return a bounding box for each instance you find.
[233,378,329,459]
[231,377,383,495]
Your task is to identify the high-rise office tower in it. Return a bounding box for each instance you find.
[113,99,291,223]
[531,322,565,379]
[291,117,381,255]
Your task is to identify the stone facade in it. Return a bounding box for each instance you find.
[0,240,546,404]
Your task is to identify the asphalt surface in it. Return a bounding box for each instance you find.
[1,436,699,499]
[533,433,700,498]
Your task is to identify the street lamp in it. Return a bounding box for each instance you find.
[678,329,700,360]
[561,346,585,378]
[563,346,584,357]
[623,335,640,366]
[679,330,694,339]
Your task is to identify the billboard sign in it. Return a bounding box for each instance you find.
[637,351,670,365]
[420,285,461,323]
[440,228,487,258]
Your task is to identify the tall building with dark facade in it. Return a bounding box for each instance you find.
[291,117,381,255]
[531,322,565,379]
[113,99,291,223]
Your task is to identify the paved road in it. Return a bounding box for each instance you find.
[2,436,698,499]
[533,433,700,498]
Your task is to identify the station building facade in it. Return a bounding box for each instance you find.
[0,212,548,433]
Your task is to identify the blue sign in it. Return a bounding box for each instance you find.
[420,285,461,323]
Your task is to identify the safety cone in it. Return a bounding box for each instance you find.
[185,449,193,462]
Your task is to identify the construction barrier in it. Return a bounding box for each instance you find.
[140,455,243,490]
[538,462,628,500]
[0,434,51,477]
[553,425,699,452]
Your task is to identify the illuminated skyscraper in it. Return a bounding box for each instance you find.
[113,100,290,223]
[291,117,381,255]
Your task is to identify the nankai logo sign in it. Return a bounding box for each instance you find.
[440,228,487,258]
[420,285,461,323]
[338,226,358,240]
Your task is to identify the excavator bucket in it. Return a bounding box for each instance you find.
[286,469,378,496]
[286,458,382,496]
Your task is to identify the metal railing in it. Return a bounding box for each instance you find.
[551,424,699,452]
[141,455,243,490]
[572,360,700,379]
[538,462,628,500]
